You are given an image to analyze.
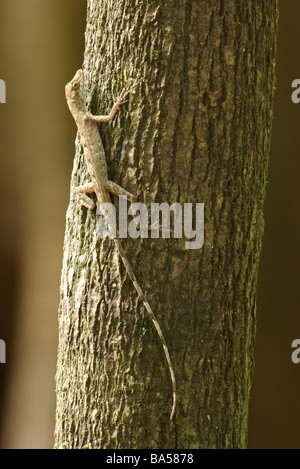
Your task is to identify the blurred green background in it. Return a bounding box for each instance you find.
[0,0,299,449]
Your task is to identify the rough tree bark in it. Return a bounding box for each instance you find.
[54,0,278,449]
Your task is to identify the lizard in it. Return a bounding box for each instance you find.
[65,69,176,421]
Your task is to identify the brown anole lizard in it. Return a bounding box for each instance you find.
[65,69,176,421]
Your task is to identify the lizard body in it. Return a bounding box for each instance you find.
[65,69,176,421]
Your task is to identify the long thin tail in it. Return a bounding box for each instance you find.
[115,240,176,421]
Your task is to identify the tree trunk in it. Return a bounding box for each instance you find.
[54,0,278,449]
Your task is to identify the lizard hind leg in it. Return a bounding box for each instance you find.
[74,182,96,210]
[106,180,136,202]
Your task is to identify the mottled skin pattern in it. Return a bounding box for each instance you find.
[65,69,176,420]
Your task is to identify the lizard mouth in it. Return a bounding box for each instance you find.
[65,69,83,93]
[73,69,83,82]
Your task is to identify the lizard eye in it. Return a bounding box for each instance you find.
[73,83,80,90]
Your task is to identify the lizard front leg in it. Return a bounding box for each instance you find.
[85,91,129,123]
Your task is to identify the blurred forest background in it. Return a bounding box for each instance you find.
[0,0,299,449]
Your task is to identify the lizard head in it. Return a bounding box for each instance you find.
[65,69,84,103]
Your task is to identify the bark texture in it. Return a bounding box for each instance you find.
[54,0,278,449]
